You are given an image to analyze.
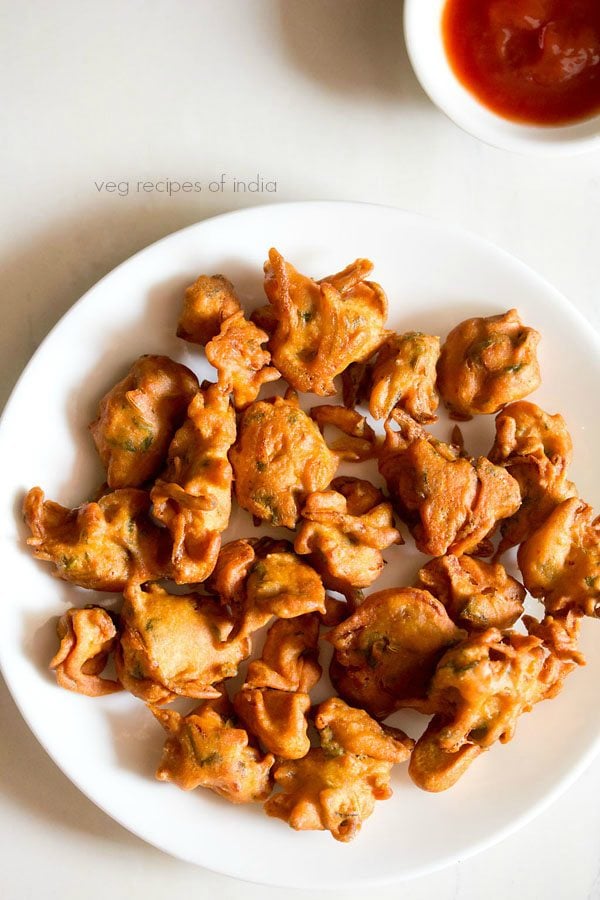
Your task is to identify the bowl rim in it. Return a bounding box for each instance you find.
[403,0,600,157]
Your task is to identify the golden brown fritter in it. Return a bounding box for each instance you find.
[437,309,541,420]
[264,698,413,842]
[205,310,279,408]
[233,615,321,760]
[176,274,241,345]
[150,385,235,584]
[379,411,521,557]
[263,248,388,395]
[327,587,465,718]
[310,405,377,462]
[368,332,440,423]
[489,401,577,554]
[23,487,169,591]
[417,555,525,630]
[518,497,600,617]
[207,540,327,638]
[295,484,402,597]
[50,607,121,697]
[229,392,338,528]
[152,690,274,802]
[409,618,584,792]
[116,582,250,705]
[90,355,199,488]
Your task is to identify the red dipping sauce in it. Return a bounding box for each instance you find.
[443,0,600,125]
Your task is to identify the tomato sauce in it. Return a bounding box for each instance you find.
[442,0,600,125]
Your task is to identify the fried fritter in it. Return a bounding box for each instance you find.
[518,497,600,617]
[152,690,273,802]
[437,309,541,420]
[310,405,376,462]
[264,697,413,842]
[489,401,577,555]
[207,540,327,638]
[205,310,279,408]
[176,274,241,345]
[90,355,199,488]
[327,587,465,718]
[23,487,168,591]
[368,332,440,422]
[417,555,525,630]
[409,618,584,792]
[150,385,235,584]
[379,411,521,557]
[295,483,402,596]
[50,607,121,697]
[229,392,338,528]
[263,249,388,395]
[233,615,321,760]
[116,582,250,705]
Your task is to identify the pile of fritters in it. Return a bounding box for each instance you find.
[25,251,598,842]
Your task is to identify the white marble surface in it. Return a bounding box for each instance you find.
[1,1,599,897]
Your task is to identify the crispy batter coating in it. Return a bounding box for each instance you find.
[90,355,199,488]
[327,587,465,718]
[489,401,577,554]
[205,310,279,408]
[50,607,121,696]
[23,487,168,591]
[176,274,241,345]
[295,484,402,596]
[263,249,388,395]
[518,497,600,617]
[379,411,521,557]
[150,385,235,584]
[233,615,322,760]
[229,392,338,528]
[265,698,412,842]
[369,332,440,423]
[310,405,376,462]
[409,618,584,791]
[116,583,250,704]
[152,691,273,802]
[244,614,322,692]
[437,309,541,420]
[207,540,327,638]
[417,555,525,630]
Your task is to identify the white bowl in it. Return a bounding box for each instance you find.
[404,0,600,156]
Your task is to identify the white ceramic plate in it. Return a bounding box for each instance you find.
[0,201,599,888]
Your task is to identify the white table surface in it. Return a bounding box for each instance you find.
[1,2,599,898]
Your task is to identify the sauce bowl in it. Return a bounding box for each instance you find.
[404,0,600,156]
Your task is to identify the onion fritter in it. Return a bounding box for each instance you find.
[90,355,199,488]
[409,616,584,792]
[116,582,250,704]
[234,614,321,760]
[152,690,274,802]
[417,555,525,630]
[368,332,440,423]
[264,697,413,842]
[326,587,465,718]
[229,392,338,528]
[489,401,577,554]
[295,482,402,596]
[24,487,169,591]
[263,248,388,395]
[437,309,541,420]
[205,310,279,408]
[50,607,121,697]
[310,405,376,462]
[518,497,600,617]
[150,385,235,584]
[379,411,521,557]
[176,274,241,345]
